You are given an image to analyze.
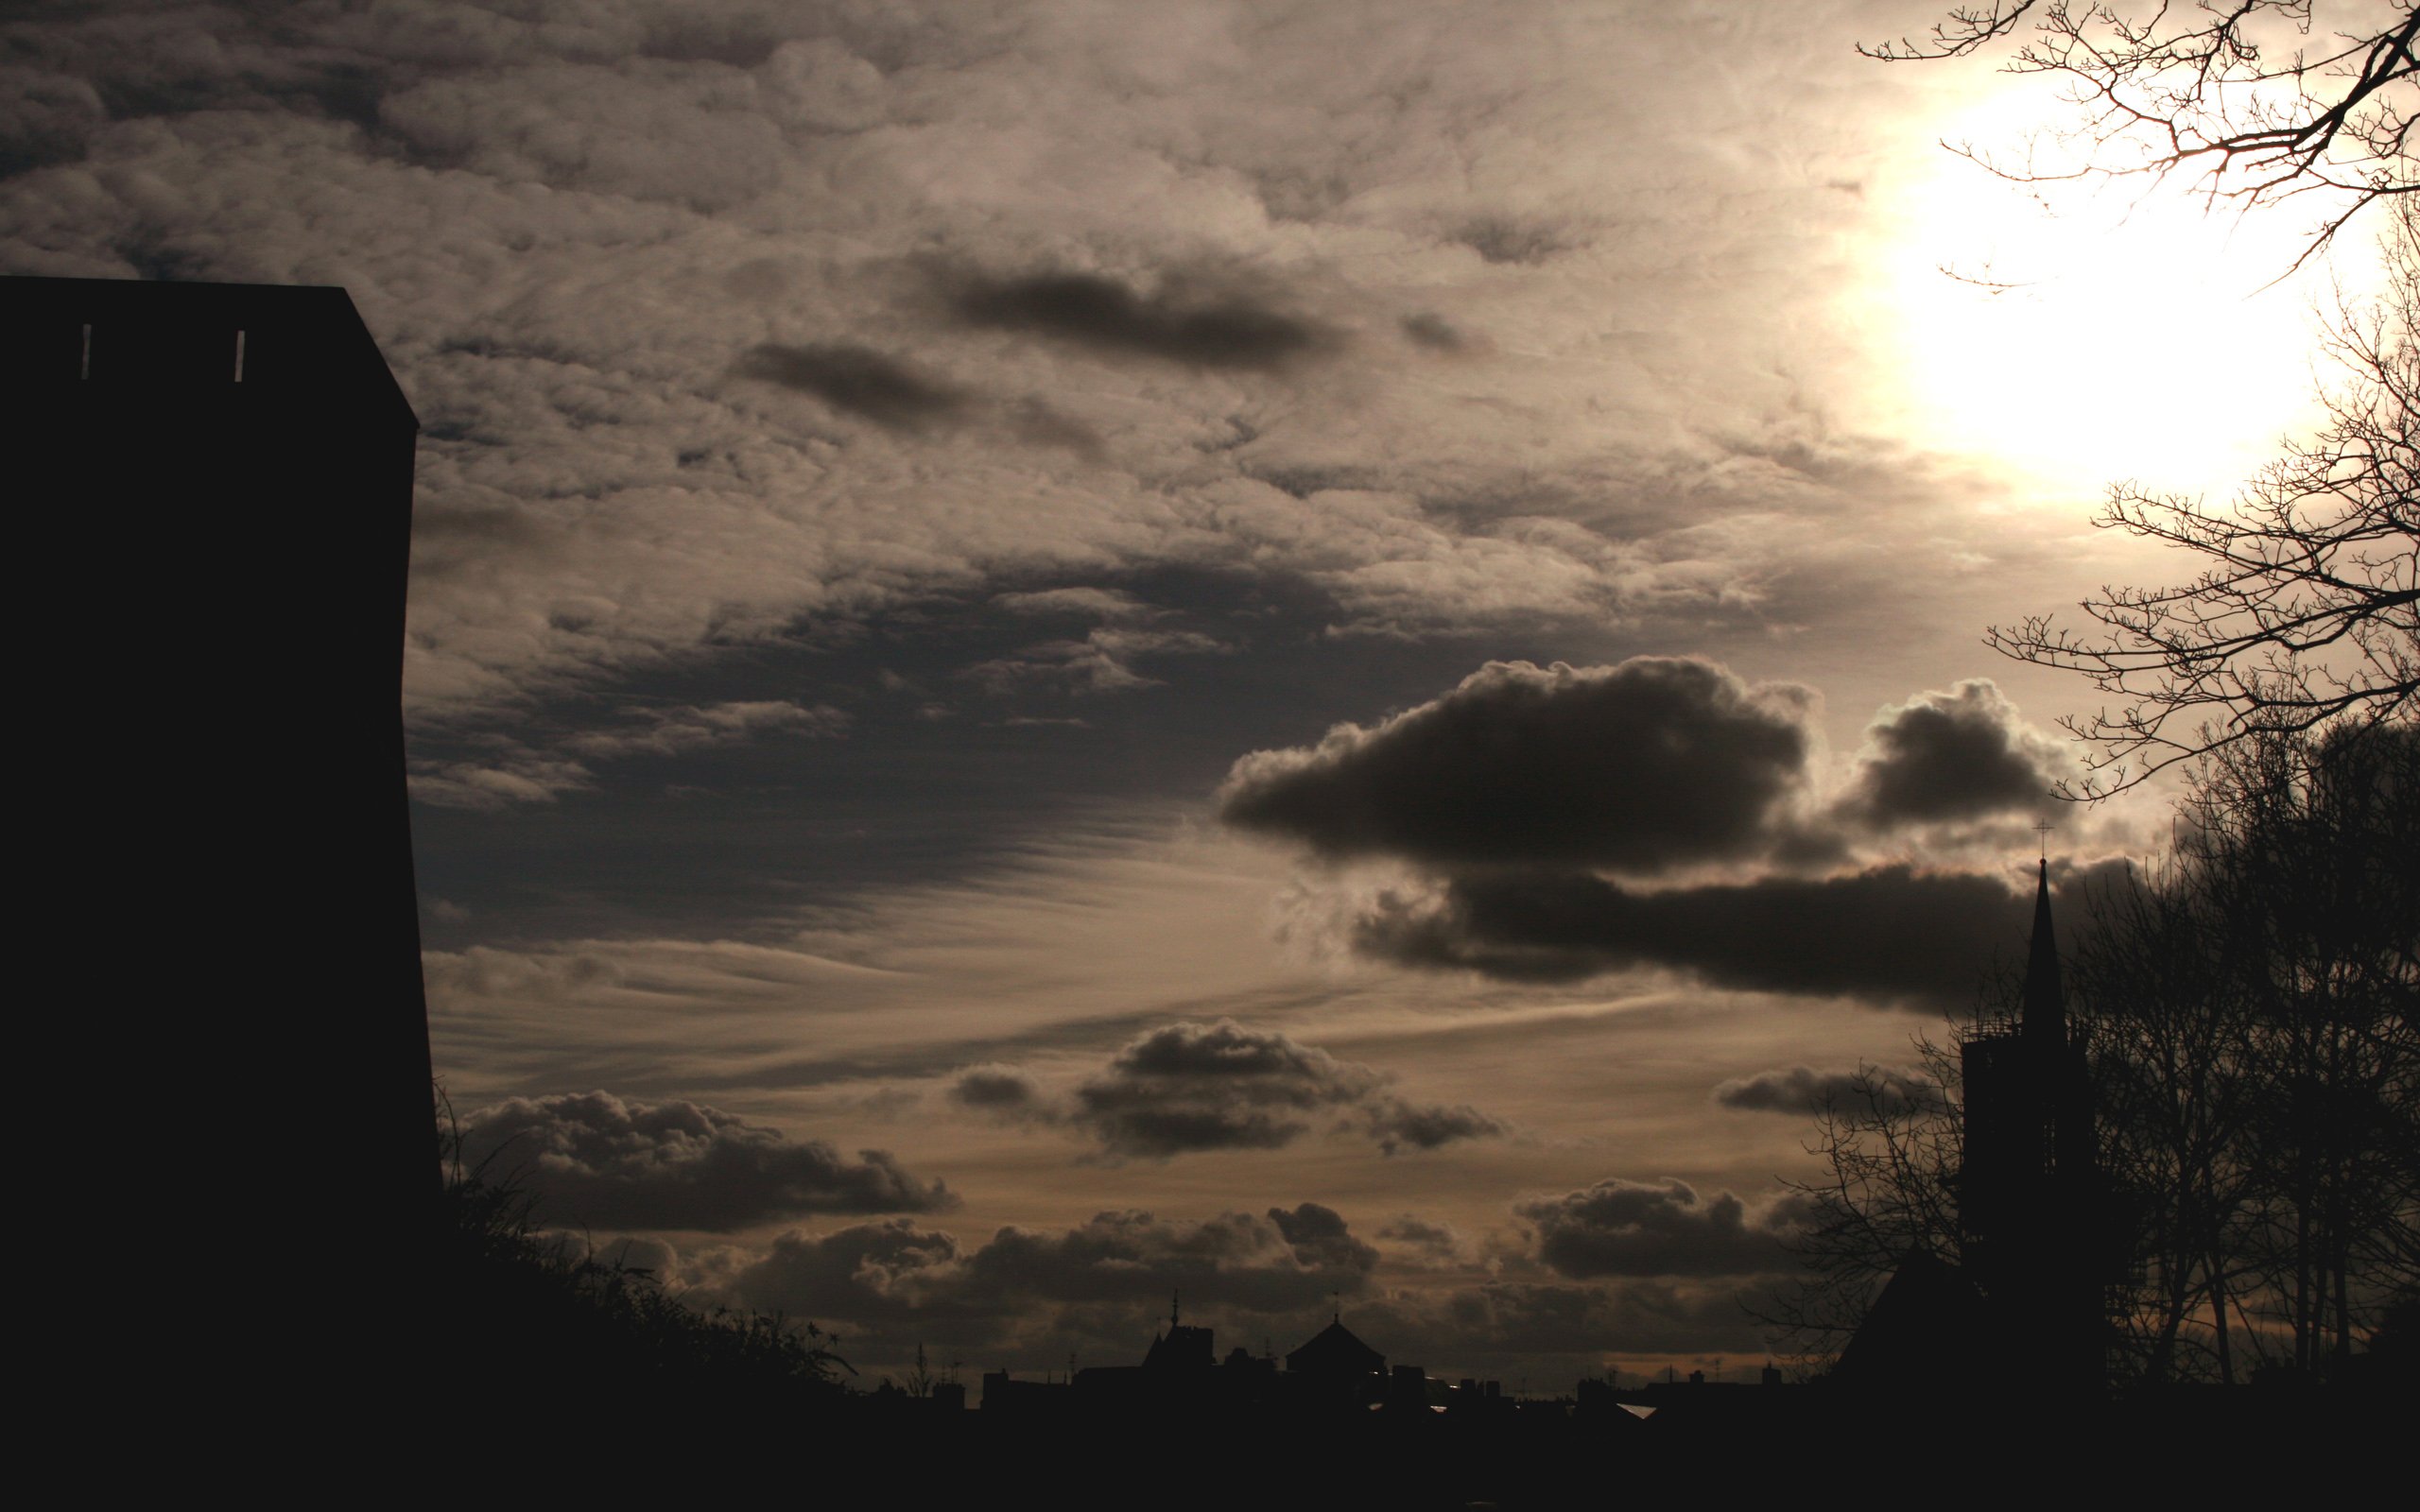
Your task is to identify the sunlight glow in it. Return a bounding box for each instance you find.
[1876,101,2375,500]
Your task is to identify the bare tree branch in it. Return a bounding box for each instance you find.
[1985,196,2419,796]
[1868,3,2418,267]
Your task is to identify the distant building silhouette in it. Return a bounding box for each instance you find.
[1143,1292,1217,1371]
[1285,1314,1389,1408]
[6,276,429,1391]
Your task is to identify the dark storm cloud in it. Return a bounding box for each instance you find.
[1219,659,1821,873]
[728,1207,1377,1315]
[946,1064,1045,1110]
[1712,1064,1939,1117]
[964,1207,1379,1311]
[1071,1020,1380,1157]
[1377,1215,1466,1267]
[1399,312,1468,351]
[948,269,1336,370]
[950,1021,1506,1160]
[1835,679,2066,827]
[1363,1099,1510,1156]
[1353,863,2045,1008]
[1515,1178,1808,1280]
[720,1205,1385,1371]
[727,1218,963,1322]
[733,342,968,432]
[1267,1202,1382,1273]
[459,1091,957,1230]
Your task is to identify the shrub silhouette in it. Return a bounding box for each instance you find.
[434,1092,849,1414]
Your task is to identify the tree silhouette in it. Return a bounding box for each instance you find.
[1757,1046,1966,1365]
[1985,198,2418,795]
[1772,725,2418,1384]
[1867,2,2418,265]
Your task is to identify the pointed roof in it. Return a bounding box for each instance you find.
[1831,1247,1997,1389]
[1143,1324,1215,1371]
[1287,1318,1385,1376]
[2020,859,2065,1049]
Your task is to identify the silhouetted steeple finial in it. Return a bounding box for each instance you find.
[2022,857,2064,1047]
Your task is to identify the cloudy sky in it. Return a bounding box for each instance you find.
[4,0,2376,1383]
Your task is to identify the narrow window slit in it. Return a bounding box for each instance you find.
[80,323,91,380]
[234,329,247,383]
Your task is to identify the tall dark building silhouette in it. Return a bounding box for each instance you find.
[7,277,430,1409]
[1958,858,2106,1393]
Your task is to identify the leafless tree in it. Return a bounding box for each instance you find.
[1984,198,2418,796]
[1772,725,2415,1383]
[1756,1043,1964,1366]
[2177,720,2420,1372]
[2065,721,2417,1382]
[1868,3,2418,266]
[2068,856,2260,1382]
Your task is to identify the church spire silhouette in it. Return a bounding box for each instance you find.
[1956,850,2107,1396]
[2022,857,2065,1051]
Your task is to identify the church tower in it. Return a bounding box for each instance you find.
[1958,859,2106,1393]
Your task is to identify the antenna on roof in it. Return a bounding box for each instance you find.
[1170,1288,1181,1330]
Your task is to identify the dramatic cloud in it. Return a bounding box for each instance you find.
[949,1021,1506,1159]
[10,0,2192,1385]
[1219,659,1821,873]
[1362,1099,1511,1157]
[1515,1178,1807,1280]
[715,1199,1786,1374]
[727,1204,1380,1329]
[946,1064,1046,1111]
[2,0,2031,742]
[948,269,1335,371]
[1266,1202,1382,1274]
[964,1206,1377,1311]
[1713,1064,1940,1118]
[725,1218,964,1322]
[458,1091,957,1230]
[732,342,967,433]
[1070,1021,1380,1157]
[1835,679,2066,827]
[1356,862,2051,1008]
[1377,1215,1468,1268]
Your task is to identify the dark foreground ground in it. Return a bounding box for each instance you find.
[368,1382,2400,1508]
